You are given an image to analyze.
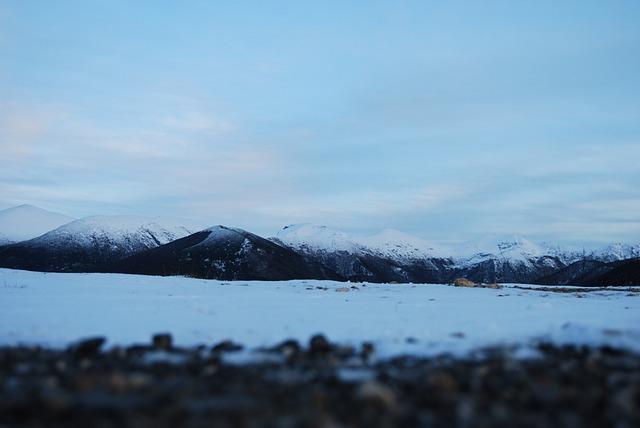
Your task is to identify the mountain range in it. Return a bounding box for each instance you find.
[0,204,638,285]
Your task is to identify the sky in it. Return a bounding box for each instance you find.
[0,0,639,244]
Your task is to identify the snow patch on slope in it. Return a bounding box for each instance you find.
[192,226,252,248]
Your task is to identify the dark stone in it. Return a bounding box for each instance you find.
[271,339,301,355]
[212,340,243,353]
[0,341,640,427]
[152,333,173,350]
[308,334,332,355]
[361,341,375,361]
[68,336,106,357]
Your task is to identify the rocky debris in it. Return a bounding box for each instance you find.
[0,336,639,428]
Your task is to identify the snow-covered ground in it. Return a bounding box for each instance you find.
[0,268,639,357]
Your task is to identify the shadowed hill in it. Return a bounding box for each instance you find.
[112,226,343,281]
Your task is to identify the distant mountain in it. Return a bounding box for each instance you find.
[274,226,640,284]
[274,228,576,283]
[533,259,609,285]
[589,258,640,286]
[590,243,640,263]
[272,224,452,283]
[535,257,640,286]
[448,235,567,283]
[0,204,74,244]
[0,212,637,285]
[453,235,551,265]
[113,225,341,281]
[275,224,447,260]
[0,215,200,272]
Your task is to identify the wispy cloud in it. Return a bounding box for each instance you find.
[0,101,287,220]
[1,1,639,242]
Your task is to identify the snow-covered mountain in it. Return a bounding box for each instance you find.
[0,215,202,272]
[446,235,567,283]
[0,204,74,244]
[273,224,452,283]
[590,243,640,263]
[113,225,341,281]
[0,212,637,283]
[452,235,546,266]
[275,224,447,261]
[274,226,592,283]
[33,215,198,252]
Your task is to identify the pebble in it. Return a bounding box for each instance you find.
[0,338,638,427]
[152,333,173,350]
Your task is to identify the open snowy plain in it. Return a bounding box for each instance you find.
[1,268,639,357]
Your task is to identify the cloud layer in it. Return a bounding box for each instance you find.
[1,1,639,243]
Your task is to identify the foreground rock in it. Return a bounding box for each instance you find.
[0,336,639,428]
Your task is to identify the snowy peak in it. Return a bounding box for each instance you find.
[0,204,74,244]
[275,223,446,260]
[276,224,356,252]
[30,215,201,253]
[453,234,545,263]
[193,225,255,247]
[361,228,449,259]
[592,243,640,263]
[204,225,249,236]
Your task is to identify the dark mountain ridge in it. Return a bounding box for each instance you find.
[112,226,342,281]
[0,215,638,285]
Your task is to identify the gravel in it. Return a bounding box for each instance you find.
[1,335,639,428]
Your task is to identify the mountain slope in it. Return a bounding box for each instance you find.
[274,227,577,283]
[591,243,640,263]
[449,235,567,283]
[589,258,640,286]
[275,224,447,260]
[113,226,342,281]
[0,204,74,244]
[535,257,640,286]
[273,224,452,283]
[0,216,200,272]
[534,259,610,285]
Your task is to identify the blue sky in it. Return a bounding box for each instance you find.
[1,0,639,243]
